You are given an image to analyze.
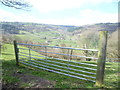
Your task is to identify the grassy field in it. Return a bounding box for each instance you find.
[16,30,78,47]
[2,44,119,89]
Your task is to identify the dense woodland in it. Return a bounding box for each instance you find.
[0,22,118,60]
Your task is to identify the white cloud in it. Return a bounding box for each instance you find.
[39,9,117,26]
[0,8,117,26]
[28,0,85,13]
[0,9,15,21]
[0,9,40,23]
[27,0,118,13]
[40,9,117,26]
[79,9,117,25]
[87,0,118,4]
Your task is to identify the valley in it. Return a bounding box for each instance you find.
[0,22,118,59]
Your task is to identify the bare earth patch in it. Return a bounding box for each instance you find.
[3,72,55,89]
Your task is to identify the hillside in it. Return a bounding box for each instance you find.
[0,22,118,59]
[1,22,78,34]
[1,22,79,47]
[72,23,118,35]
[1,22,117,34]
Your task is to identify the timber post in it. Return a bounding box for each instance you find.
[13,40,19,66]
[95,31,108,86]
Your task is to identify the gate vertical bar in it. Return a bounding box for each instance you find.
[13,40,19,66]
[95,31,108,86]
[70,49,73,60]
[68,49,71,61]
[45,46,47,58]
[29,46,31,60]
[67,49,70,70]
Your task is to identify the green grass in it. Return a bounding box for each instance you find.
[2,44,119,88]
[15,30,78,47]
[2,60,20,84]
[2,44,26,85]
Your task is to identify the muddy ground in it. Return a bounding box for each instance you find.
[2,72,55,89]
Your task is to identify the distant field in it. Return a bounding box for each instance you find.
[2,44,119,88]
[16,30,78,47]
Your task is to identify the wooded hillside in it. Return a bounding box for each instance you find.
[0,22,118,59]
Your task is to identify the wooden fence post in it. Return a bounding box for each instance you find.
[95,31,108,86]
[13,40,19,66]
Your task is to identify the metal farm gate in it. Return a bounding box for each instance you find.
[14,31,108,86]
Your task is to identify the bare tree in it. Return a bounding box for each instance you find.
[0,0,31,10]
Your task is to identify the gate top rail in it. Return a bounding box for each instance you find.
[17,43,98,52]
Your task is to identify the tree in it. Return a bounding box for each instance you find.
[2,24,20,34]
[0,0,31,10]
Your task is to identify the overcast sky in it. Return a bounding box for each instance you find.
[0,0,118,26]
